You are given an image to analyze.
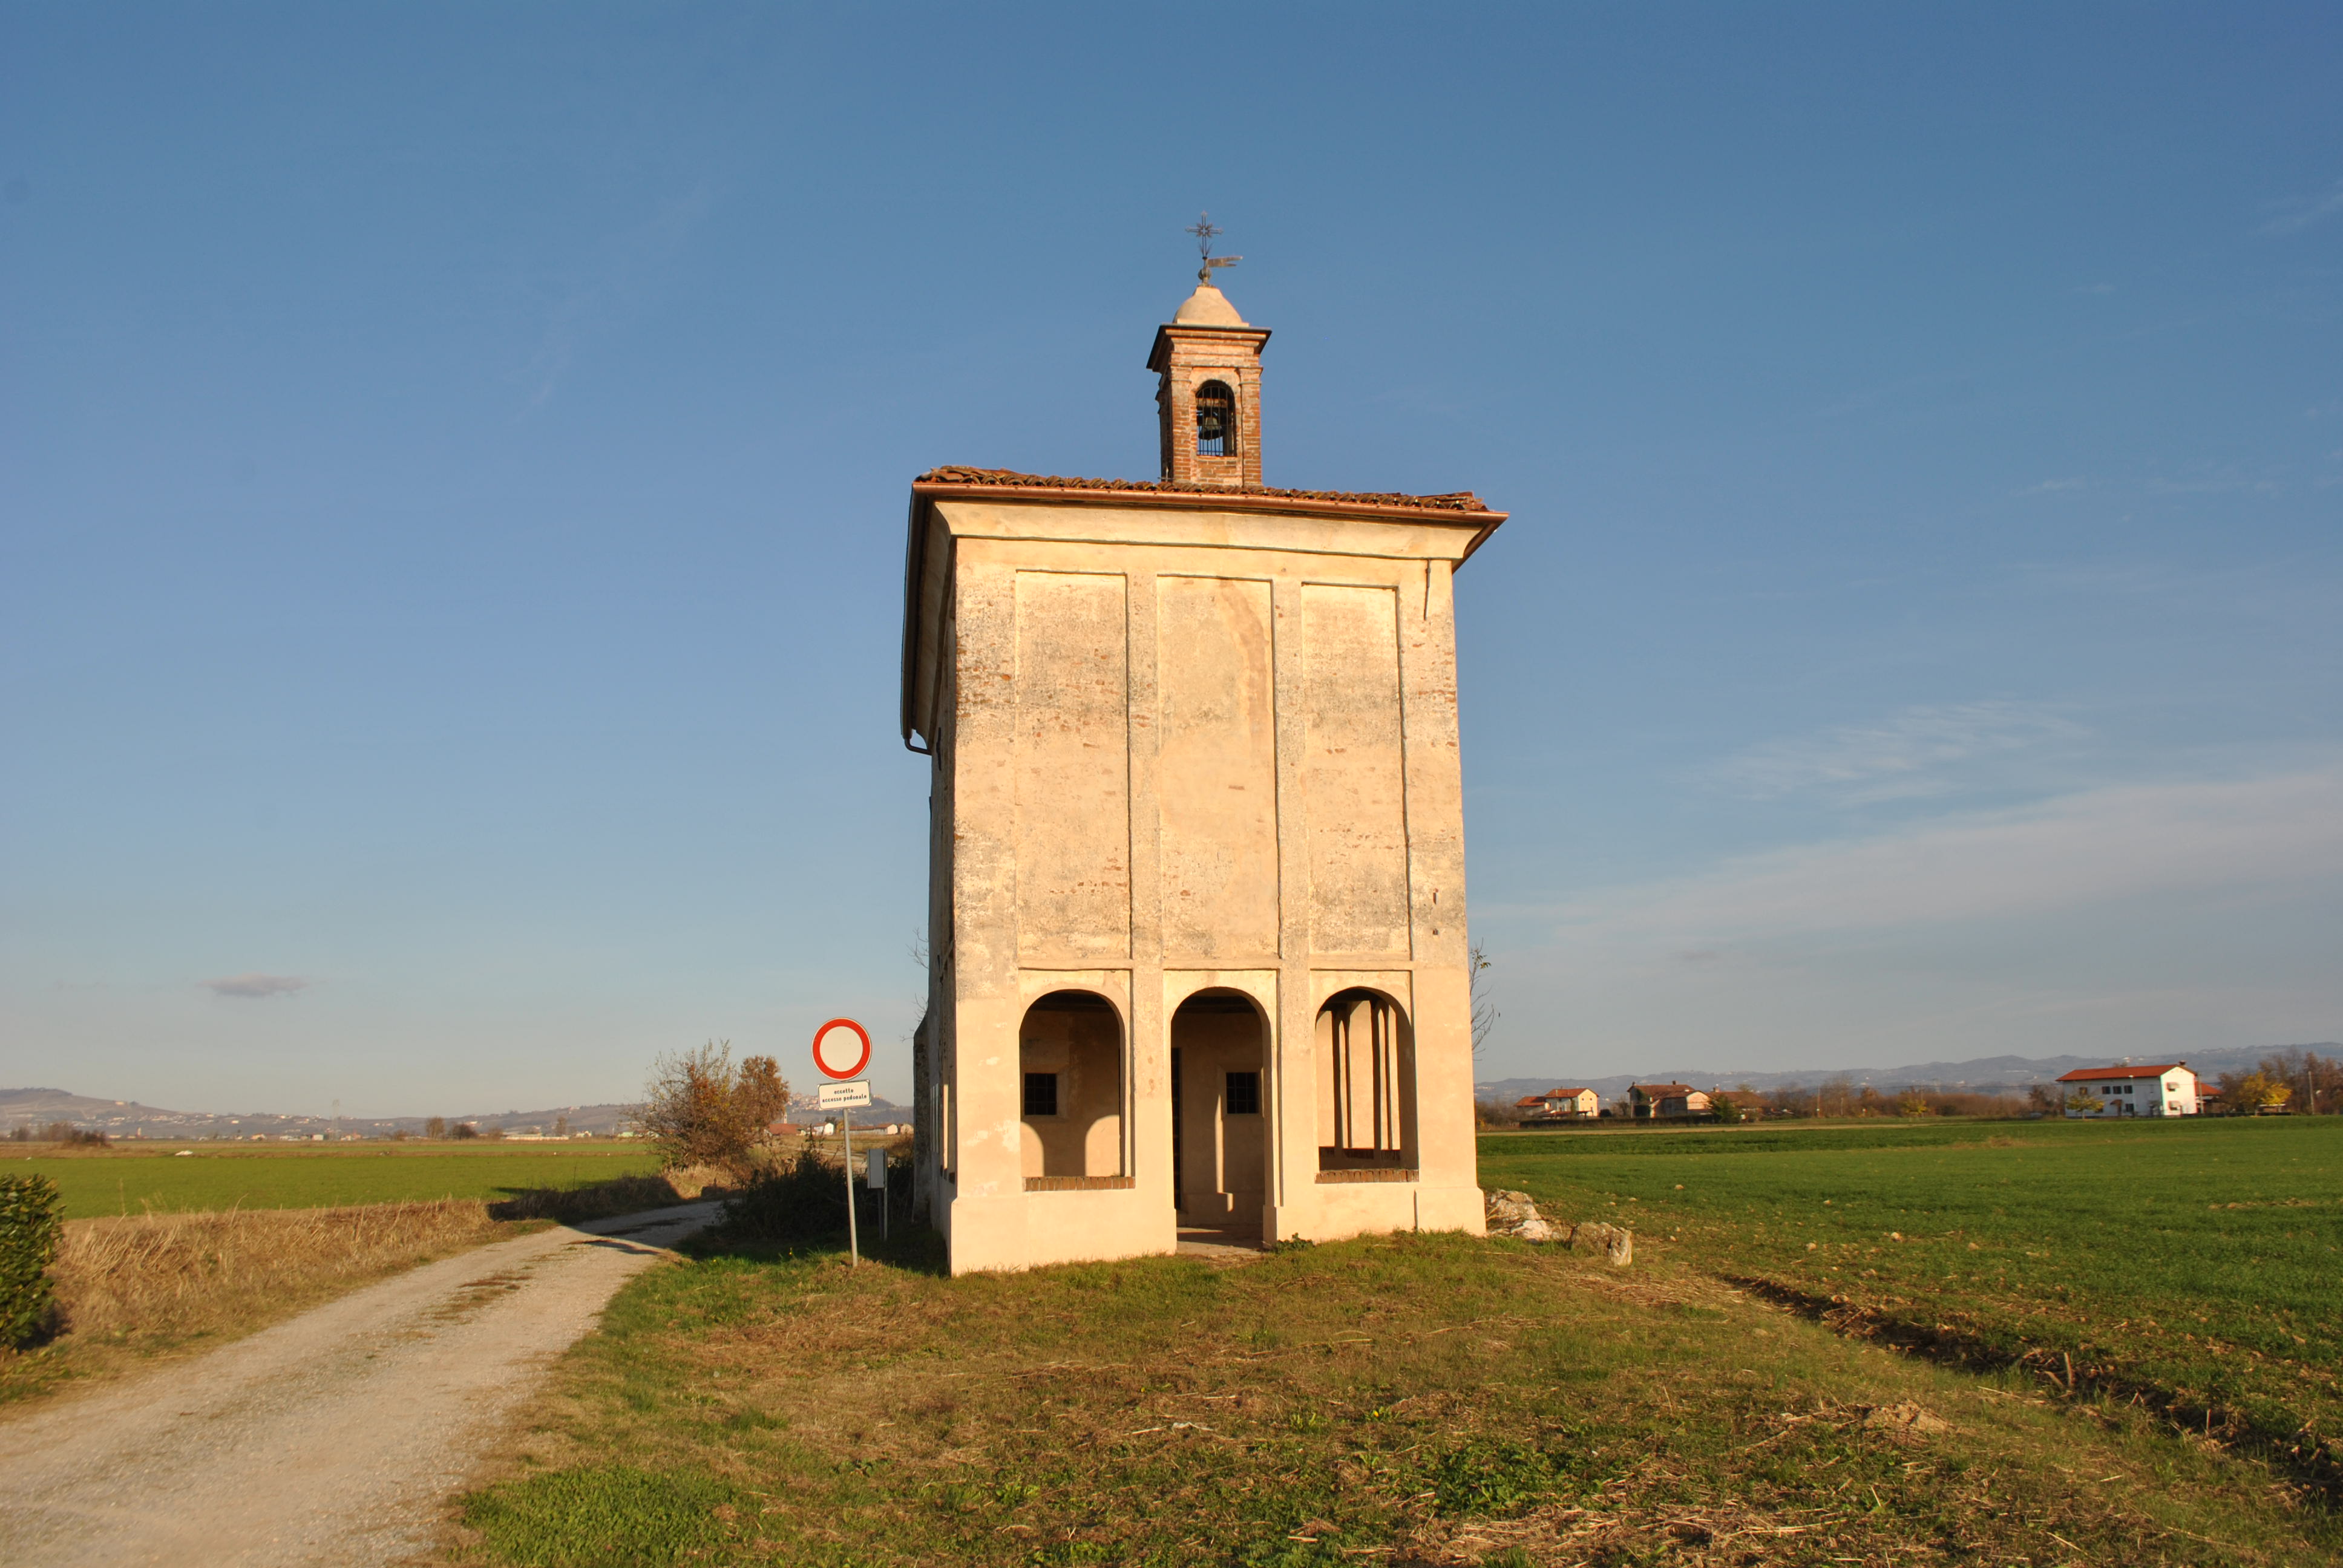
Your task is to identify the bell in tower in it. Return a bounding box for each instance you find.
[1150,215,1270,488]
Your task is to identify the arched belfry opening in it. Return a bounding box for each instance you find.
[1169,988,1268,1232]
[1317,988,1417,1176]
[1018,990,1129,1189]
[1194,379,1236,457]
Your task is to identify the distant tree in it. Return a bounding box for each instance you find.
[424,1116,447,1140]
[638,1041,792,1177]
[1712,1093,1746,1124]
[2025,1083,2062,1116]
[2064,1089,2097,1115]
[477,1124,505,1141]
[2223,1071,2292,1112]
[1817,1077,1857,1118]
[1896,1092,1932,1118]
[450,1122,480,1140]
[2258,1051,2340,1116]
[552,1114,570,1138]
[1473,1098,1522,1130]
[1467,944,1498,1059]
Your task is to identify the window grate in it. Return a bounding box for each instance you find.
[1225,1070,1261,1116]
[1023,1072,1059,1118]
[1195,380,1236,456]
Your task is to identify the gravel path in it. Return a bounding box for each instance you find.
[0,1200,719,1567]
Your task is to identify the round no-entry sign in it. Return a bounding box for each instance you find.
[811,1017,871,1080]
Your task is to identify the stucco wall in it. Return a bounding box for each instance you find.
[908,495,1494,1273]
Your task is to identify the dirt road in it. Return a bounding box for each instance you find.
[0,1200,719,1567]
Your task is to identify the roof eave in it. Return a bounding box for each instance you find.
[909,478,1507,537]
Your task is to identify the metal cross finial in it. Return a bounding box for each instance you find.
[1186,211,1241,286]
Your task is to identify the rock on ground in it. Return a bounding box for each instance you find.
[1484,1190,1632,1263]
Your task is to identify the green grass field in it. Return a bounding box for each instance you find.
[1480,1115,2343,1491]
[439,1117,2343,1566]
[11,1142,664,1219]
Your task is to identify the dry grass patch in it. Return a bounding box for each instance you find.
[1,1200,513,1404]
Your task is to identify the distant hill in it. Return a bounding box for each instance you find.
[1475,1044,2339,1108]
[1,1086,641,1140]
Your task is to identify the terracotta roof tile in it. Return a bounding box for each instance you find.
[915,466,1493,514]
[2056,1064,2189,1082]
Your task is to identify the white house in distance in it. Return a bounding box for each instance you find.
[1516,1086,1599,1120]
[2056,1062,2198,1117]
[1628,1083,1712,1119]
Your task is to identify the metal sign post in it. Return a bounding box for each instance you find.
[866,1146,888,1243]
[812,1019,874,1268]
[815,1079,872,1264]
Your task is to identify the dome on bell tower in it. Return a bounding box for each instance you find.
[1172,283,1248,327]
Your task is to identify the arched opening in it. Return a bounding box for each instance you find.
[1170,988,1268,1229]
[1316,989,1417,1175]
[1194,379,1237,457]
[1018,990,1126,1188]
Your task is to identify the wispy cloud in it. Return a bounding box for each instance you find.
[1711,701,2086,805]
[205,973,307,999]
[2261,180,2343,237]
[518,181,716,408]
[1555,764,2343,944]
[1475,764,2343,1074]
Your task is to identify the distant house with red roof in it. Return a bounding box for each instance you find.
[2055,1062,2198,1118]
[1516,1086,1599,1121]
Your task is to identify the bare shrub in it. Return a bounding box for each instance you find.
[637,1042,790,1177]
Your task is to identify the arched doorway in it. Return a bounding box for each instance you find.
[1170,988,1268,1230]
[1317,988,1416,1175]
[1018,990,1126,1186]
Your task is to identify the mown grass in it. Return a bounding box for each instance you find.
[9,1143,663,1219]
[1480,1116,2343,1491]
[449,1217,2341,1566]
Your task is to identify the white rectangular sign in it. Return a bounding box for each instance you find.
[817,1080,872,1110]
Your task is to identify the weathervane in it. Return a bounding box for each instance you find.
[1187,211,1242,287]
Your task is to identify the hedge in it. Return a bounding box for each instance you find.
[1,1174,64,1347]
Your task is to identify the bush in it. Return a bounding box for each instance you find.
[488,1174,695,1224]
[637,1042,790,1178]
[715,1150,849,1243]
[1,1174,65,1347]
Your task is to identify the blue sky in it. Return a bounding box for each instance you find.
[4,4,2338,1115]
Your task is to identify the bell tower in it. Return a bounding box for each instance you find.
[1150,218,1270,489]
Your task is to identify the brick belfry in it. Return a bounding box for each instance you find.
[900,240,1507,1274]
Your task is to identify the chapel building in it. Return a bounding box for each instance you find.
[900,270,1505,1273]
